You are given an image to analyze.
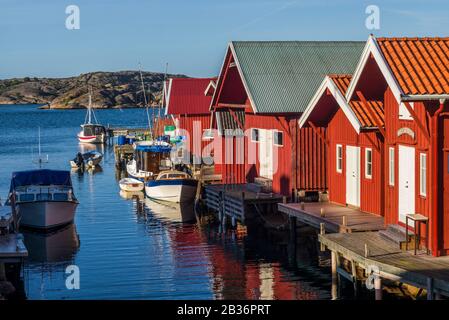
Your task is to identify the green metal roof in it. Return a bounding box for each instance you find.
[230,41,365,114]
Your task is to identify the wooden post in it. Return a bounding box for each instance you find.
[364,244,369,258]
[320,208,325,217]
[320,223,325,252]
[10,192,18,233]
[351,261,359,296]
[331,251,338,300]
[374,277,382,300]
[300,202,305,210]
[342,215,347,227]
[0,263,5,281]
[427,278,434,300]
[289,216,297,264]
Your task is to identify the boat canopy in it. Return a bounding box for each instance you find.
[82,124,106,136]
[135,145,172,153]
[10,169,73,191]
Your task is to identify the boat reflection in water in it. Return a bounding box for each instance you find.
[22,223,80,263]
[119,190,144,201]
[144,198,195,223]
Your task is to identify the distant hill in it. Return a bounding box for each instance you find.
[0,71,186,109]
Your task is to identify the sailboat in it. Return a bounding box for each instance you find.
[77,86,107,144]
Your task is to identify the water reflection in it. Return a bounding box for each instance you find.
[22,223,80,263]
[145,198,195,223]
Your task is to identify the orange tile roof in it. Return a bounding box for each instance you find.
[329,74,385,128]
[377,37,449,95]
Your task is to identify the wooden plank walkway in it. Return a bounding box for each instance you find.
[320,232,449,296]
[205,184,284,224]
[278,202,385,233]
[0,234,28,261]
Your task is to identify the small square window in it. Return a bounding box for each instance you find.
[365,148,372,179]
[336,145,343,173]
[273,131,283,146]
[251,128,259,142]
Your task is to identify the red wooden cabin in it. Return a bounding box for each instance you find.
[164,77,216,162]
[210,41,364,197]
[344,35,449,256]
[298,74,385,215]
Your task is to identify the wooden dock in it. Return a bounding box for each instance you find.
[204,183,284,225]
[107,127,152,137]
[278,202,385,233]
[320,231,449,299]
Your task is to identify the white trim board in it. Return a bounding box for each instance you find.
[298,76,362,134]
[345,35,403,105]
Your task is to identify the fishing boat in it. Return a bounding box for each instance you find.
[126,143,172,180]
[8,169,79,230]
[77,86,107,144]
[70,150,103,169]
[119,178,144,192]
[145,170,198,203]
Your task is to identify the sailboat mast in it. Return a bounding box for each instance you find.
[88,86,92,124]
[138,63,151,130]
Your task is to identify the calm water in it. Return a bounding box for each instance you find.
[0,104,335,300]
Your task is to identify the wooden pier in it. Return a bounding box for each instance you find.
[320,232,449,299]
[107,127,152,138]
[278,202,385,233]
[204,183,284,225]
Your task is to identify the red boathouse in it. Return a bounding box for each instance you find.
[343,35,449,256]
[164,77,216,163]
[298,74,385,216]
[210,41,365,197]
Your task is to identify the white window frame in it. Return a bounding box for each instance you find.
[389,147,395,186]
[420,153,427,197]
[273,130,284,147]
[365,148,373,179]
[251,128,260,143]
[336,144,343,173]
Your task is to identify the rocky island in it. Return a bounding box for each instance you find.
[0,71,186,109]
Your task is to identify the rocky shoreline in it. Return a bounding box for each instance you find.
[0,71,186,109]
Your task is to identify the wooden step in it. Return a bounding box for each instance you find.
[379,224,415,249]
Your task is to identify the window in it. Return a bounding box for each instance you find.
[389,147,395,186]
[336,144,343,173]
[420,153,427,197]
[273,131,283,146]
[399,102,414,120]
[251,128,259,142]
[365,148,373,179]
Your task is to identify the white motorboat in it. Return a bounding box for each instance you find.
[126,159,153,180]
[119,177,144,192]
[70,151,103,169]
[78,87,107,144]
[9,169,79,230]
[145,170,198,203]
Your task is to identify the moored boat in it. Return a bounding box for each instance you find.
[77,86,107,144]
[70,150,103,169]
[8,169,79,230]
[145,170,197,203]
[119,177,144,192]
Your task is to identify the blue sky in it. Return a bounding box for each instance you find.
[1,0,448,79]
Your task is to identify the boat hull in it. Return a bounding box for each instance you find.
[145,179,197,203]
[78,132,105,144]
[17,201,78,230]
[119,178,144,192]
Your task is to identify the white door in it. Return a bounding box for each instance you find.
[259,129,274,180]
[398,145,415,223]
[346,146,360,207]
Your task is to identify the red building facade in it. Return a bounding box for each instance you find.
[164,77,216,162]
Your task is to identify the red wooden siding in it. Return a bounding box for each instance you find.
[291,123,327,191]
[327,108,383,215]
[176,114,211,159]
